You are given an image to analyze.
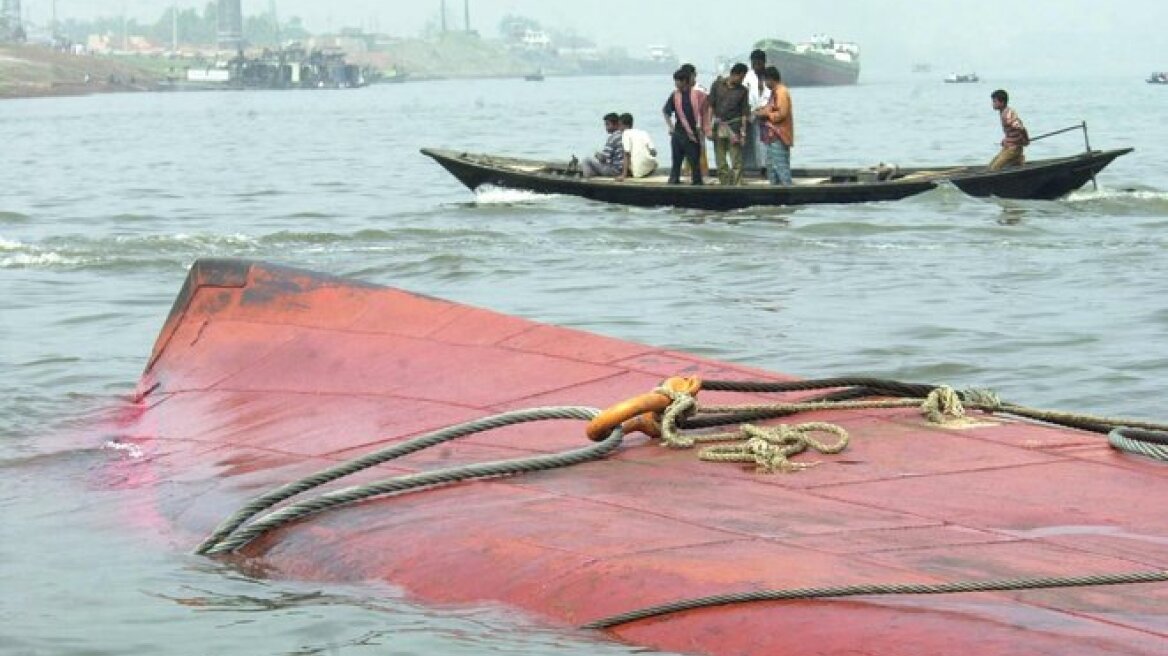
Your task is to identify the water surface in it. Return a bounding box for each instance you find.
[2,73,1166,655]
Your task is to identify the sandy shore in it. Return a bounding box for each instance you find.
[0,44,161,100]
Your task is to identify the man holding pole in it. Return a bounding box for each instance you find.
[988,89,1029,170]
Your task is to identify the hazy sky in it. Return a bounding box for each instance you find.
[41,0,1168,76]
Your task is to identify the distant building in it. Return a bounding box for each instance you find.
[647,45,675,62]
[86,33,160,55]
[557,45,600,60]
[520,29,551,50]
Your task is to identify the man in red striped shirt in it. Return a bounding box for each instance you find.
[989,89,1029,171]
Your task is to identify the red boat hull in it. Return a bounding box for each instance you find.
[107,259,1167,655]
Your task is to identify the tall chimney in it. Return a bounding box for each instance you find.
[1,0,24,42]
[217,0,244,51]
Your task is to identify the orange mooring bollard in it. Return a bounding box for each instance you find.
[585,376,702,441]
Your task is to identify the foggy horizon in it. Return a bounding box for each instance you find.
[24,0,1168,77]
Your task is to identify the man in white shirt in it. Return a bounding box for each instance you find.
[617,113,658,179]
[741,48,771,174]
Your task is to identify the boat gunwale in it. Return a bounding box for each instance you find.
[422,146,1132,192]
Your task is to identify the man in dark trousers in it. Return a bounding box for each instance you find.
[662,68,708,185]
[708,63,751,185]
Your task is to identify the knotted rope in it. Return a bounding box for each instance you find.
[653,384,975,472]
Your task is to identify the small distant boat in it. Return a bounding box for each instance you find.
[911,63,932,73]
[1147,72,1168,84]
[380,69,411,84]
[944,72,980,84]
[524,70,545,82]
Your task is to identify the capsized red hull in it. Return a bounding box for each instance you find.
[108,259,1167,655]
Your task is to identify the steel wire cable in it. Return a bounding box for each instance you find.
[198,406,612,555]
[582,570,1168,629]
[1109,426,1168,461]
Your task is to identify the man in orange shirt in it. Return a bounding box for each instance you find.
[754,66,794,185]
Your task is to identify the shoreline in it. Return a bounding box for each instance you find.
[0,43,162,100]
[2,37,677,101]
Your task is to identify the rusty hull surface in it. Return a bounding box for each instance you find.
[109,259,1168,655]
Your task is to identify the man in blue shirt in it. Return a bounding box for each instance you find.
[582,112,626,178]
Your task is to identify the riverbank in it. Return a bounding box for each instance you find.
[0,43,162,99]
[0,34,674,100]
[351,32,676,82]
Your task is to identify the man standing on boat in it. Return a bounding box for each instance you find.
[742,49,770,176]
[756,66,794,185]
[708,63,751,185]
[616,113,658,180]
[988,89,1029,170]
[663,68,708,185]
[582,112,626,178]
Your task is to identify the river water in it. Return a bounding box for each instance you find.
[2,73,1167,655]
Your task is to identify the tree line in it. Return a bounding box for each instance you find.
[56,3,309,50]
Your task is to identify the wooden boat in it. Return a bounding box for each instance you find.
[98,259,1168,656]
[421,147,1132,210]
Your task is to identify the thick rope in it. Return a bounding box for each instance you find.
[205,427,623,555]
[1109,427,1168,461]
[198,406,615,555]
[582,570,1168,629]
[687,378,1168,437]
[655,386,970,472]
[698,422,849,473]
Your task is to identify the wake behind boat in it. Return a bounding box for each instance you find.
[422,147,1132,210]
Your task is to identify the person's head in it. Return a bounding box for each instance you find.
[728,62,749,85]
[763,66,782,87]
[680,62,697,85]
[750,49,766,74]
[673,68,688,90]
[619,112,634,129]
[991,89,1009,111]
[602,112,620,133]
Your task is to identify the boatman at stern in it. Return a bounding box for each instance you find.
[989,89,1029,170]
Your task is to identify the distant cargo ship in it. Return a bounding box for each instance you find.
[163,45,369,91]
[755,35,860,86]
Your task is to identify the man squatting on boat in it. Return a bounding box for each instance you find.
[581,112,626,178]
[581,112,659,180]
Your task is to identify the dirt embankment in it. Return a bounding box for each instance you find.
[344,32,560,80]
[0,44,162,100]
